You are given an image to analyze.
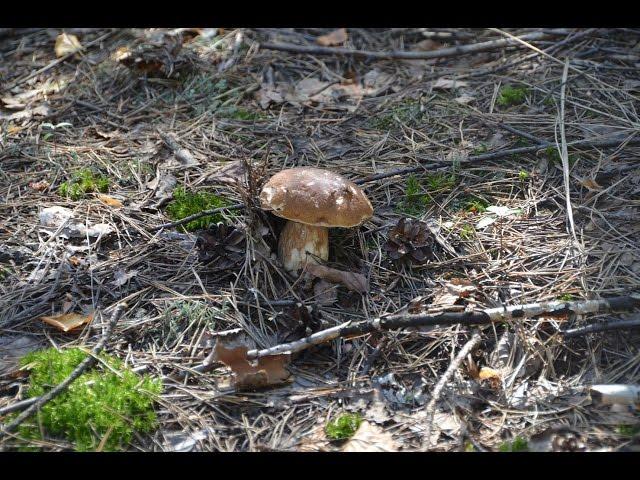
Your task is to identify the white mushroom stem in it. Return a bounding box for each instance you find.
[278,221,328,273]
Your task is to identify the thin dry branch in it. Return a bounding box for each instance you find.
[259,30,572,60]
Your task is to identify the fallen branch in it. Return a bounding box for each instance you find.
[562,316,640,338]
[246,295,640,360]
[158,130,198,167]
[151,203,245,232]
[0,303,127,439]
[354,136,640,185]
[422,331,482,450]
[259,30,571,60]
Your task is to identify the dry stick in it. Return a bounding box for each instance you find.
[259,30,571,60]
[0,303,127,439]
[246,295,640,360]
[158,130,198,167]
[151,203,245,232]
[353,136,640,185]
[561,316,640,338]
[422,331,482,451]
[1,29,117,94]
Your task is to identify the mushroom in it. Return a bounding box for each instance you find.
[259,167,373,273]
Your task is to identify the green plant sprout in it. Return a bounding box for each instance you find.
[58,168,111,200]
[499,436,529,452]
[15,347,161,451]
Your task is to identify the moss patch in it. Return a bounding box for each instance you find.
[499,436,529,452]
[165,187,229,231]
[325,413,363,441]
[16,347,161,451]
[58,168,111,200]
[496,85,529,107]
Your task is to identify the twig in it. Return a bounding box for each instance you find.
[354,136,640,185]
[422,331,482,450]
[151,203,245,232]
[0,303,127,439]
[259,30,571,60]
[558,59,579,244]
[246,295,640,360]
[158,130,198,167]
[561,316,640,338]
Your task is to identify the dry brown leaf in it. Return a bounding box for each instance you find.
[55,33,82,58]
[479,366,501,380]
[316,28,348,47]
[97,194,123,208]
[212,333,291,391]
[208,160,247,185]
[580,178,603,191]
[313,279,338,305]
[413,39,443,51]
[430,278,476,310]
[433,78,469,90]
[342,421,398,452]
[40,312,93,332]
[306,264,368,294]
[29,180,50,192]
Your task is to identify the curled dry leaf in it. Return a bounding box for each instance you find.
[55,33,83,58]
[208,160,247,185]
[342,421,398,452]
[40,312,93,332]
[306,264,368,294]
[210,330,291,391]
[316,28,348,47]
[433,78,469,90]
[29,180,50,192]
[97,194,123,208]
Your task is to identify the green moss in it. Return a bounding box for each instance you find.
[558,293,574,302]
[15,347,161,452]
[464,441,476,452]
[499,436,529,452]
[325,413,363,441]
[426,172,457,192]
[518,170,529,181]
[462,196,488,214]
[473,143,488,155]
[617,424,640,437]
[496,85,529,107]
[165,187,229,231]
[58,169,111,200]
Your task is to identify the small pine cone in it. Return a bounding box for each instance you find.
[196,223,246,268]
[384,217,435,264]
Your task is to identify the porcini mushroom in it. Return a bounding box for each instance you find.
[260,167,373,273]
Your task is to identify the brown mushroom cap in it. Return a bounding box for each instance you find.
[260,167,373,227]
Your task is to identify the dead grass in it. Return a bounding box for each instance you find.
[0,27,639,452]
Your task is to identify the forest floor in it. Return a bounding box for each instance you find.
[0,28,639,452]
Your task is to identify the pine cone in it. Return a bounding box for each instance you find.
[195,224,245,269]
[384,217,435,264]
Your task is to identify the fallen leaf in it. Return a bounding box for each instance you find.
[97,194,123,208]
[580,178,602,191]
[29,180,50,192]
[112,269,138,287]
[40,312,93,332]
[429,278,476,311]
[306,264,368,294]
[209,330,291,391]
[208,160,247,185]
[433,78,469,90]
[313,279,338,305]
[55,33,82,58]
[454,94,475,104]
[342,421,397,452]
[316,28,348,47]
[413,39,443,51]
